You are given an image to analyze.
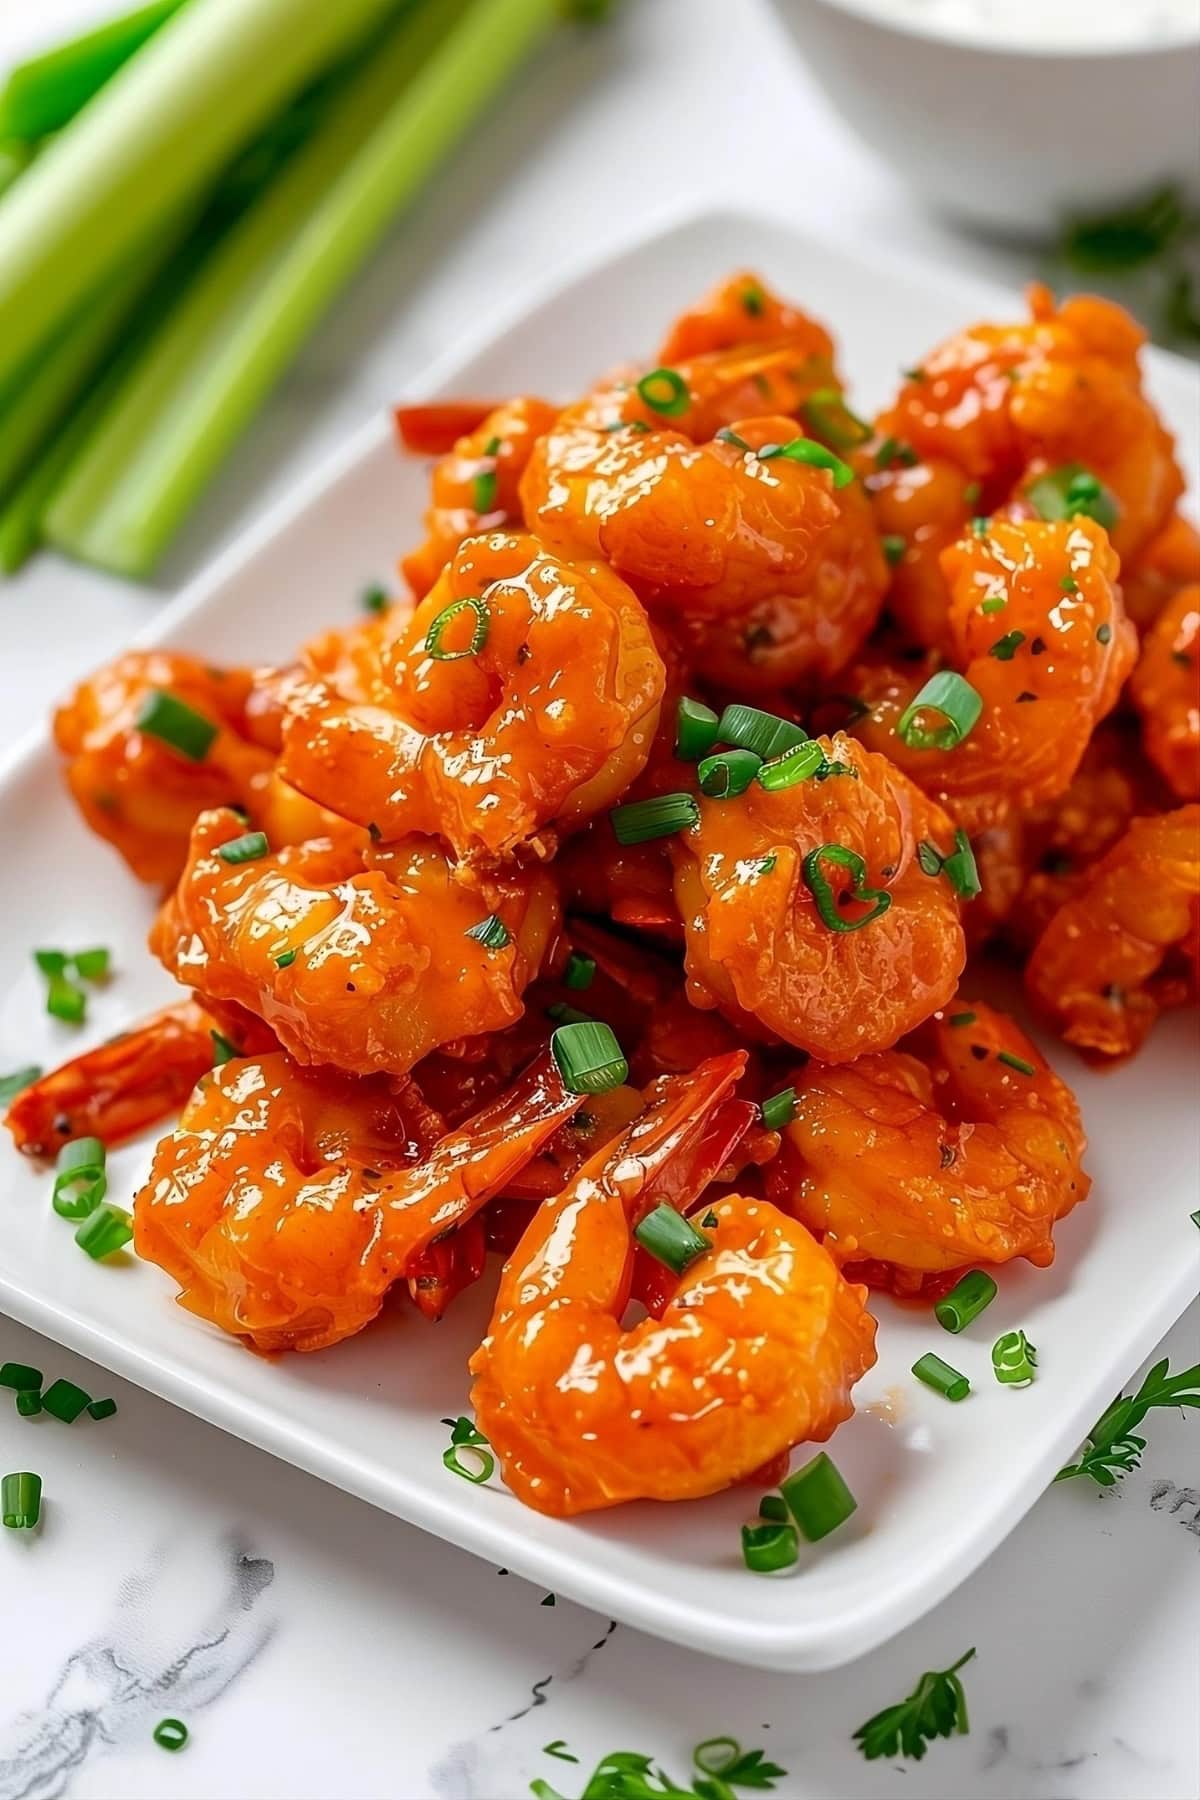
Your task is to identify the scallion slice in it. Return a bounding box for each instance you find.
[912,1352,971,1402]
[942,830,981,900]
[758,1493,789,1523]
[698,748,762,798]
[424,594,489,662]
[87,1397,118,1421]
[0,1362,41,1392]
[780,1450,857,1542]
[741,1520,799,1573]
[546,1001,592,1028]
[636,367,689,416]
[934,1269,997,1334]
[135,689,218,762]
[216,830,268,865]
[16,1390,42,1418]
[882,533,906,566]
[757,741,826,791]
[758,437,854,488]
[759,1088,796,1131]
[998,1051,1035,1077]
[46,976,87,1024]
[74,1203,133,1261]
[562,952,596,991]
[717,703,807,762]
[802,387,871,451]
[210,1030,237,1066]
[1,1471,41,1530]
[633,1203,711,1275]
[465,913,510,951]
[988,630,1025,661]
[52,1136,107,1221]
[275,949,297,970]
[0,1065,41,1104]
[610,792,699,845]
[948,1010,977,1027]
[41,1378,91,1423]
[1027,463,1119,531]
[802,844,891,933]
[550,1020,628,1096]
[71,948,110,982]
[442,1442,495,1484]
[360,582,388,614]
[896,672,982,750]
[991,1329,1038,1387]
[675,696,720,761]
[471,436,501,514]
[153,1719,189,1753]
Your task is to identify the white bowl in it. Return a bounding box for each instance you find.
[772,0,1200,238]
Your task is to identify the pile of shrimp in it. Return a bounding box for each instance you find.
[7,270,1197,1523]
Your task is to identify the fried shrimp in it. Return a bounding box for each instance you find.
[853,517,1136,833]
[772,1000,1090,1282]
[669,732,965,1061]
[278,531,665,860]
[1130,584,1200,802]
[1025,807,1200,1058]
[134,1047,583,1351]
[657,269,837,366]
[469,1053,876,1516]
[151,810,560,1077]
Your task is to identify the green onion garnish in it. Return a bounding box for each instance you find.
[16,1391,42,1418]
[991,1329,1038,1387]
[997,1050,1035,1076]
[546,1001,592,1028]
[442,1416,495,1485]
[758,1493,789,1523]
[988,630,1025,661]
[153,1719,189,1753]
[634,1203,711,1275]
[210,1030,237,1066]
[465,914,510,951]
[912,1352,971,1402]
[675,696,720,761]
[802,844,891,933]
[52,1136,107,1220]
[717,703,807,761]
[550,1020,628,1096]
[970,516,990,537]
[741,281,765,316]
[71,948,110,982]
[757,740,826,791]
[216,830,268,865]
[275,949,297,969]
[758,437,854,488]
[882,534,906,566]
[917,840,943,878]
[781,1450,857,1542]
[1027,463,1119,531]
[948,1010,977,1028]
[1060,574,1079,593]
[716,427,754,451]
[874,436,918,469]
[980,595,1006,615]
[46,976,87,1024]
[941,830,981,901]
[934,1269,998,1333]
[74,1203,133,1261]
[741,1520,799,1573]
[424,594,489,662]
[562,952,596,991]
[471,436,501,514]
[698,748,762,798]
[610,792,699,845]
[41,1377,91,1423]
[802,387,871,451]
[759,1088,796,1131]
[1096,622,1112,644]
[360,582,388,614]
[636,367,689,415]
[87,1397,118,1421]
[0,1362,41,1392]
[0,1065,41,1104]
[2,1471,42,1531]
[135,689,217,762]
[896,672,982,750]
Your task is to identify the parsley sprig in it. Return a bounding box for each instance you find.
[530,1737,786,1799]
[1055,1357,1200,1488]
[853,1648,975,1762]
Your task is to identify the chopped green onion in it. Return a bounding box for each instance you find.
[361,582,388,614]
[443,1442,495,1484]
[135,690,218,762]
[698,748,762,798]
[41,1378,91,1423]
[781,1451,857,1542]
[0,1362,41,1392]
[634,1203,711,1275]
[561,953,595,993]
[216,830,269,865]
[543,1741,578,1763]
[997,1050,1035,1076]
[988,631,1025,661]
[46,976,87,1024]
[0,1065,41,1104]
[757,740,827,791]
[153,1718,189,1752]
[72,948,111,983]
[2,1471,42,1530]
[717,703,807,761]
[471,436,501,514]
[802,844,891,933]
[275,949,297,969]
[546,1001,592,1027]
[948,1010,977,1028]
[963,481,982,507]
[610,792,699,845]
[1096,622,1112,644]
[465,913,510,951]
[87,1397,118,1421]
[874,436,918,469]
[1191,1210,1200,1230]
[53,1136,107,1220]
[740,281,765,316]
[693,1737,746,1777]
[917,840,944,878]
[715,427,753,451]
[424,594,489,662]
[970,516,989,538]
[1027,463,1119,531]
[74,1203,133,1261]
[550,1020,628,1096]
[675,696,720,761]
[991,1329,1037,1387]
[802,387,871,451]
[935,1269,998,1333]
[903,365,926,382]
[16,1390,42,1418]
[942,830,981,901]
[34,950,66,977]
[210,1030,238,1066]
[980,596,1006,615]
[758,437,854,488]
[758,1493,789,1523]
[882,533,906,566]
[1060,574,1078,593]
[896,672,982,750]
[912,1353,971,1402]
[760,1088,796,1131]
[741,1520,799,1573]
[636,367,689,415]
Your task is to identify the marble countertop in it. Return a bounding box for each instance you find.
[0,3,1197,1797]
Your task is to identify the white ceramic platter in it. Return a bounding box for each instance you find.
[1,207,1197,1671]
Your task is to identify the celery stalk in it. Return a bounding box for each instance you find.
[0,0,402,388]
[45,0,560,578]
[0,357,136,574]
[0,1,188,141]
[0,140,34,199]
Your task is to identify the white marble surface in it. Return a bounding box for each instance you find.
[0,2,1198,1797]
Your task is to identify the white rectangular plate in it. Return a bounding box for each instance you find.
[1,207,1197,1672]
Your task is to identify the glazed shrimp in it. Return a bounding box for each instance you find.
[1121,510,1200,631]
[853,517,1137,833]
[1130,584,1200,802]
[771,1000,1090,1284]
[400,396,559,599]
[656,269,837,366]
[1025,807,1200,1058]
[279,533,664,860]
[669,732,966,1061]
[876,285,1182,564]
[134,1048,583,1351]
[151,811,560,1077]
[862,452,974,653]
[469,1054,876,1516]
